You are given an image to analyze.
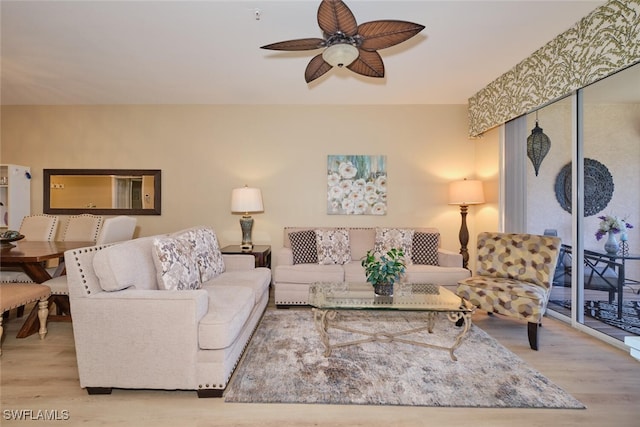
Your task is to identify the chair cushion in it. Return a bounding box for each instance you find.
[289,230,318,265]
[43,276,69,295]
[457,276,550,322]
[0,283,50,312]
[315,229,351,265]
[153,236,201,291]
[411,232,440,265]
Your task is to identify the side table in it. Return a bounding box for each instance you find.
[220,245,271,268]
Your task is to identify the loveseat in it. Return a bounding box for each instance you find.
[273,227,471,306]
[65,226,270,397]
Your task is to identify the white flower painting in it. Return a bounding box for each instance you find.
[327,155,387,215]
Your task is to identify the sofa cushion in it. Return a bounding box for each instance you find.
[343,261,366,283]
[349,228,376,261]
[93,237,158,291]
[274,263,344,284]
[412,232,440,265]
[199,285,255,350]
[289,230,318,264]
[203,268,271,305]
[315,229,351,265]
[374,227,414,264]
[153,236,201,290]
[404,264,471,286]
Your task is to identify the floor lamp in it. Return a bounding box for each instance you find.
[231,186,264,251]
[449,179,485,269]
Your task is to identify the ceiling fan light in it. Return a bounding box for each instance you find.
[322,43,359,67]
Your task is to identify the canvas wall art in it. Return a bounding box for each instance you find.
[327,155,387,215]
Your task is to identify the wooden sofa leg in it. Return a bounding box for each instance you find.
[86,387,112,395]
[527,322,539,350]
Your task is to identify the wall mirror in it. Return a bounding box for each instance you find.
[44,169,161,215]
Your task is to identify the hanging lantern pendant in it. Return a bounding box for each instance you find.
[527,112,551,176]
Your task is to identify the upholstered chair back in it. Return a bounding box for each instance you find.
[19,214,59,241]
[96,216,137,244]
[62,214,103,242]
[475,232,561,289]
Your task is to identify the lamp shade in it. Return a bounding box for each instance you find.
[448,179,485,206]
[322,43,359,68]
[526,121,551,176]
[231,186,264,214]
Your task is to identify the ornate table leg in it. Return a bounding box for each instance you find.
[426,312,436,333]
[312,308,336,357]
[447,310,474,361]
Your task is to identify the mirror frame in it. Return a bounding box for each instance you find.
[43,169,161,215]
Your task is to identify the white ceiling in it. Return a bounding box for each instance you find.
[1,0,606,106]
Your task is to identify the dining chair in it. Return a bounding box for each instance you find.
[1,214,60,283]
[44,215,136,324]
[96,216,137,244]
[19,214,59,241]
[457,232,561,350]
[0,214,60,320]
[42,214,103,320]
[61,214,103,242]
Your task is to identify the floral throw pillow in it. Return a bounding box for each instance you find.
[315,229,351,265]
[411,232,440,265]
[172,227,225,283]
[198,228,225,282]
[152,236,201,290]
[374,228,415,265]
[289,230,318,265]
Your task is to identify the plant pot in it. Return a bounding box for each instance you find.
[373,282,394,297]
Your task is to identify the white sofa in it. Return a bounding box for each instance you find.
[65,226,270,398]
[273,227,471,306]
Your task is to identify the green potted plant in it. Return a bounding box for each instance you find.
[361,247,406,296]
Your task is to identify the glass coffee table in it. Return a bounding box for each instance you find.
[308,282,475,361]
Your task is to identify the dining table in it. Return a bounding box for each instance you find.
[1,240,94,338]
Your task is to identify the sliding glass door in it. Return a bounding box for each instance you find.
[512,62,640,344]
[578,65,640,340]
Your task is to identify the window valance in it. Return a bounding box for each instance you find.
[468,0,640,138]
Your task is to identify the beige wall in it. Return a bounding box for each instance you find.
[0,104,499,267]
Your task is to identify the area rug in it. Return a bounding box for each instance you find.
[224,310,585,408]
[551,300,640,335]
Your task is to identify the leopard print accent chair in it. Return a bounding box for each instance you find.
[457,232,561,350]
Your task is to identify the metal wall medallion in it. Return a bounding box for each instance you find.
[554,158,614,216]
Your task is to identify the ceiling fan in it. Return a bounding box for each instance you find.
[260,0,425,83]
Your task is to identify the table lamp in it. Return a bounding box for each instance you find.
[231,186,264,251]
[449,179,485,269]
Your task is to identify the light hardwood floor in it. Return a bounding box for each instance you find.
[1,293,639,427]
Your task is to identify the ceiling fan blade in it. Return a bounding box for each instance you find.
[261,38,325,51]
[317,0,358,37]
[357,20,425,51]
[347,49,384,78]
[305,54,333,83]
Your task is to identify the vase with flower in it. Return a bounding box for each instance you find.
[595,215,633,254]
